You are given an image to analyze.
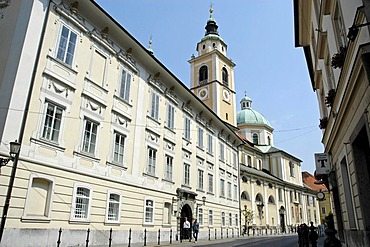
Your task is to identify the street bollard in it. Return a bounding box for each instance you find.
[56,227,62,247]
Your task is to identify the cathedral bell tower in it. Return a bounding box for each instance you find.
[189,6,236,126]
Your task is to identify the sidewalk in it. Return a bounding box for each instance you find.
[90,234,326,247]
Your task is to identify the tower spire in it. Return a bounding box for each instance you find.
[147,35,154,55]
[205,2,219,36]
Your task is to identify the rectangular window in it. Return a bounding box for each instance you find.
[107,193,121,222]
[209,210,213,226]
[234,184,238,200]
[57,25,77,65]
[198,208,203,225]
[290,162,295,177]
[82,119,98,154]
[113,132,125,165]
[207,133,213,154]
[228,182,232,199]
[208,174,213,193]
[42,101,63,142]
[221,212,226,226]
[184,117,191,140]
[235,214,239,227]
[119,69,131,102]
[167,104,175,129]
[73,187,91,220]
[220,179,225,197]
[220,143,225,161]
[150,91,159,120]
[229,213,232,226]
[147,147,157,175]
[232,152,237,168]
[165,155,173,181]
[247,156,252,166]
[198,127,204,149]
[322,207,326,214]
[198,169,204,190]
[144,199,154,224]
[184,163,190,186]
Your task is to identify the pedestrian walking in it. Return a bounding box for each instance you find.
[193,219,199,243]
[183,217,191,241]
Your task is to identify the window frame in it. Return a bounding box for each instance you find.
[219,142,225,161]
[70,184,93,222]
[147,147,157,176]
[198,127,204,149]
[105,190,122,223]
[184,163,190,186]
[41,100,64,143]
[207,133,213,154]
[119,68,132,103]
[166,103,175,130]
[150,90,160,121]
[184,116,191,140]
[198,208,204,225]
[198,169,204,190]
[56,24,77,66]
[220,179,225,197]
[221,212,226,227]
[82,118,99,155]
[144,198,155,225]
[165,155,173,181]
[112,131,126,166]
[208,209,213,226]
[208,173,214,193]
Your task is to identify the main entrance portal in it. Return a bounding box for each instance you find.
[180,204,192,241]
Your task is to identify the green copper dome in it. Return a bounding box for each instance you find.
[237,96,272,128]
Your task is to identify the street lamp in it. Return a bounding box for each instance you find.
[0,141,21,173]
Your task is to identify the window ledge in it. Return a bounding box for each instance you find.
[113,94,133,108]
[146,115,161,125]
[46,54,78,75]
[196,189,205,193]
[207,192,214,196]
[107,161,128,171]
[162,178,174,184]
[74,151,101,162]
[164,126,176,134]
[181,184,192,190]
[21,216,51,223]
[104,222,121,226]
[69,219,91,225]
[143,172,159,179]
[31,137,66,152]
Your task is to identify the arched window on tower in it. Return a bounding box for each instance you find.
[252,133,259,145]
[199,66,208,85]
[222,67,228,87]
[267,136,271,146]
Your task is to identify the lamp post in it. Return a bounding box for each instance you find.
[0,141,21,174]
[0,141,21,242]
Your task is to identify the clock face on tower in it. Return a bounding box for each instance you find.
[198,88,208,100]
[223,89,230,102]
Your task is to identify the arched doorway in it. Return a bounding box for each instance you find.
[180,204,193,241]
[279,206,286,233]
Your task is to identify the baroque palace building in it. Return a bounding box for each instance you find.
[0,1,319,246]
[294,0,370,246]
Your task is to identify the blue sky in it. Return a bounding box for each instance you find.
[95,0,324,173]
